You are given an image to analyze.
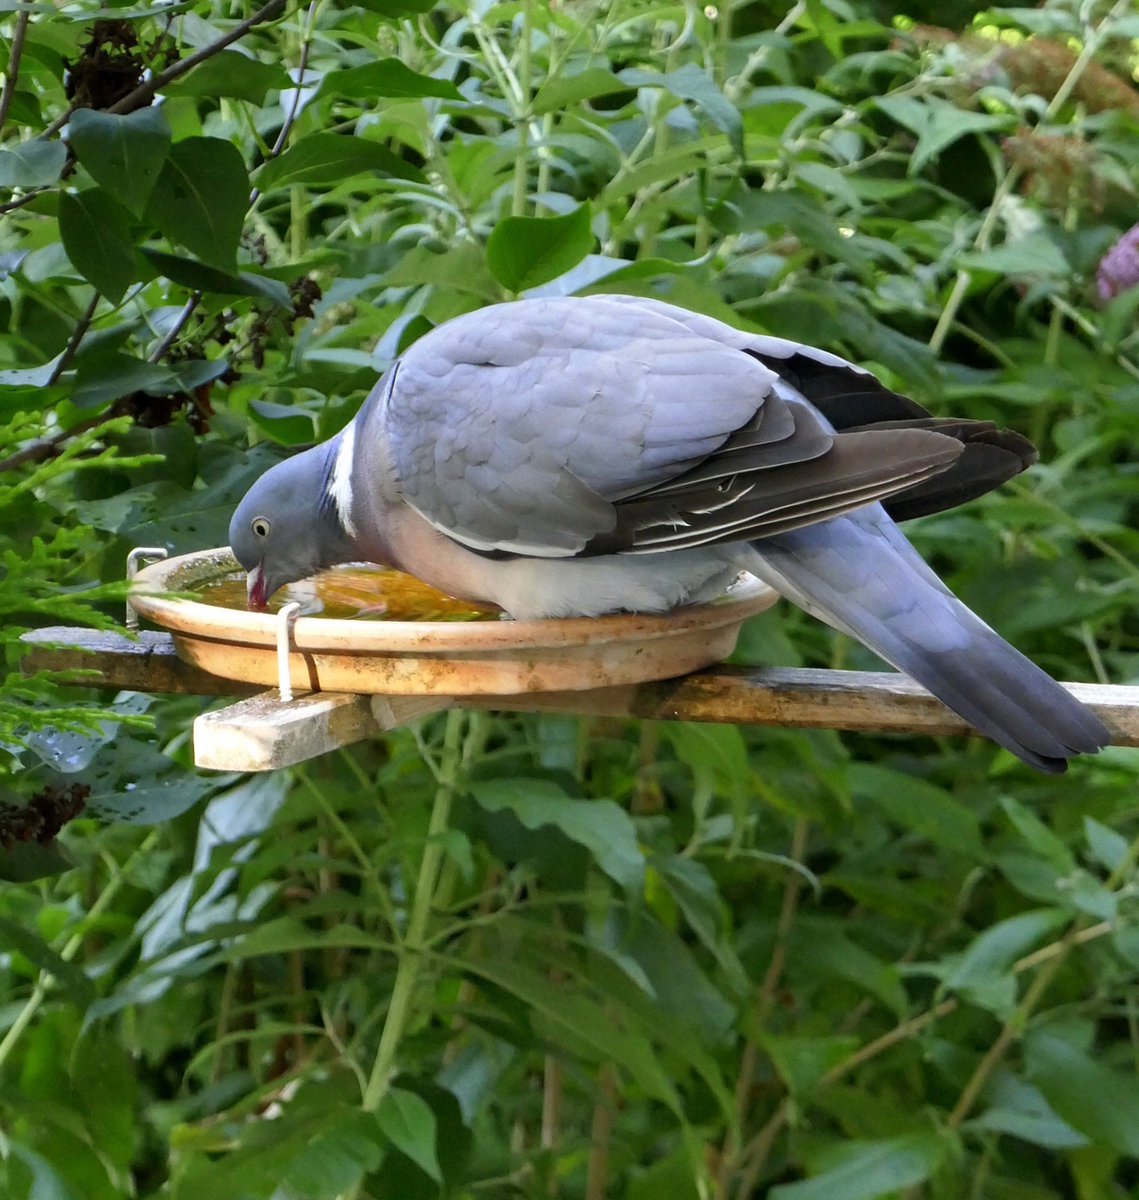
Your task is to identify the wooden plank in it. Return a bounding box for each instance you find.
[192,692,425,771]
[20,627,1139,772]
[20,626,259,696]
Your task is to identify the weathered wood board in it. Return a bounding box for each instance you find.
[21,626,1139,772]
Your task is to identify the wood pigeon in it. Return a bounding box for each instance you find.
[228,294,1109,771]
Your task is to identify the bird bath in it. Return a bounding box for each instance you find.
[128,548,778,697]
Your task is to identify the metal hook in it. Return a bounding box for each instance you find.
[125,546,168,631]
[276,602,302,702]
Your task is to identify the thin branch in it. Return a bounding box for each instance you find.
[584,1062,616,1200]
[48,291,100,385]
[148,291,202,363]
[716,817,810,1200]
[947,938,1072,1128]
[0,11,30,133]
[0,188,45,215]
[733,913,1119,1195]
[270,1,316,157]
[107,0,289,116]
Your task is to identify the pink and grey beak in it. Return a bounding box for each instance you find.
[246,563,270,611]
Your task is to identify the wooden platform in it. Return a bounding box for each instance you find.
[20,626,1139,772]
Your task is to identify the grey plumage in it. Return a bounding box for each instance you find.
[228,294,1109,772]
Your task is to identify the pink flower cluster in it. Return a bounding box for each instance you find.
[1096,223,1139,301]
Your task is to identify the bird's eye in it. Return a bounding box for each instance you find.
[251,517,272,538]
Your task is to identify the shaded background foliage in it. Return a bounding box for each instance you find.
[1,0,1139,1197]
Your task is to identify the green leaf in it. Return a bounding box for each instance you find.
[875,95,1013,175]
[486,204,594,294]
[999,796,1075,874]
[762,1033,860,1096]
[1026,1029,1139,1155]
[1084,816,1128,872]
[67,107,172,217]
[769,1134,947,1200]
[6,1140,85,1200]
[619,63,743,154]
[354,0,438,10]
[958,232,1070,278]
[942,908,1068,1014]
[0,137,66,187]
[140,248,291,304]
[469,777,644,892]
[58,188,137,303]
[627,1146,701,1200]
[317,59,462,101]
[849,764,982,855]
[460,949,682,1112]
[966,1071,1089,1149]
[0,915,94,1006]
[376,1088,442,1182]
[163,51,291,103]
[146,137,249,271]
[0,840,73,883]
[256,132,424,190]
[70,355,178,409]
[383,241,499,299]
[532,67,629,114]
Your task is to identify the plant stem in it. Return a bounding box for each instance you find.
[0,831,160,1077]
[362,709,467,1112]
[0,11,30,133]
[512,0,533,216]
[107,0,289,116]
[584,1062,616,1200]
[947,938,1071,1128]
[929,0,1132,354]
[717,816,809,1200]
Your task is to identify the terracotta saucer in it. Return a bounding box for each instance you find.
[129,548,777,695]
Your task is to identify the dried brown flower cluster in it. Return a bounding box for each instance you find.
[1002,128,1105,214]
[0,783,89,850]
[1000,37,1139,115]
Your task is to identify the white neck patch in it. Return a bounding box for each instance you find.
[328,423,359,539]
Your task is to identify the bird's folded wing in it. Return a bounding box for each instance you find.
[369,297,964,558]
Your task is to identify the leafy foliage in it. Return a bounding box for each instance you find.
[0,1,1138,1198]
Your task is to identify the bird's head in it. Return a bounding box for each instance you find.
[229,442,355,610]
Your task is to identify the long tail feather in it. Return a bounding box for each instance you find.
[743,506,1109,772]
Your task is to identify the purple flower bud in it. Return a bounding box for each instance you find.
[1096,223,1139,301]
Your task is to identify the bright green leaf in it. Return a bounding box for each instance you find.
[146,137,249,271]
[163,51,291,104]
[770,1134,947,1200]
[0,137,66,187]
[317,59,462,101]
[1026,1030,1139,1155]
[0,915,94,1006]
[376,1088,442,1182]
[67,107,171,216]
[58,188,137,303]
[619,64,743,154]
[469,777,644,891]
[532,67,630,114]
[1084,816,1128,872]
[999,796,1075,873]
[256,132,424,190]
[943,908,1068,1013]
[958,232,1070,278]
[875,95,1013,175]
[486,204,594,294]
